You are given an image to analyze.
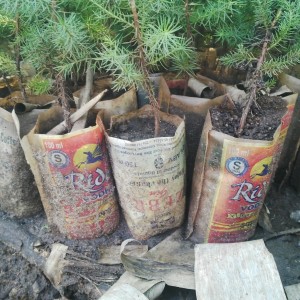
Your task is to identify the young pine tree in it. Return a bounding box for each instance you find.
[86,0,197,135]
[190,0,300,136]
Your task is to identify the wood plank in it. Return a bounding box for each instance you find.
[195,239,286,300]
[285,283,300,300]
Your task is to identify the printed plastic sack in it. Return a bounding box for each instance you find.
[104,105,186,240]
[15,106,119,239]
[168,94,224,197]
[186,93,297,243]
[0,107,42,217]
[93,88,137,128]
[158,76,225,197]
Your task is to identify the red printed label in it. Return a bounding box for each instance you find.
[41,127,118,239]
[207,141,276,242]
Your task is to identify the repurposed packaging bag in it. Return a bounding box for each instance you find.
[0,107,42,217]
[15,106,119,239]
[186,93,297,243]
[104,105,186,240]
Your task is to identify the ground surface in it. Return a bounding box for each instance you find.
[0,184,299,300]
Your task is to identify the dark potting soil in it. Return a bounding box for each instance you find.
[109,116,177,142]
[210,95,287,140]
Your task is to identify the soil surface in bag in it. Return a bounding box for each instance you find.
[211,95,287,140]
[109,116,177,141]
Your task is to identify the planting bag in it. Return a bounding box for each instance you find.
[93,88,137,128]
[0,108,42,217]
[15,106,119,239]
[158,76,225,196]
[187,93,297,243]
[105,105,186,240]
[168,95,225,196]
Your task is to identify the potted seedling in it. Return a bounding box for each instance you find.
[87,0,197,240]
[6,1,120,239]
[186,0,300,243]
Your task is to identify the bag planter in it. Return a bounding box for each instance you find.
[169,95,225,197]
[93,88,137,128]
[274,74,300,190]
[160,78,224,198]
[186,93,297,243]
[16,106,119,239]
[0,107,42,217]
[104,105,186,240]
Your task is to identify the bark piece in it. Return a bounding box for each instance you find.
[194,240,286,300]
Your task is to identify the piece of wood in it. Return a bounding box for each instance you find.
[285,283,300,300]
[71,66,94,132]
[195,239,286,300]
[44,243,68,287]
[47,89,107,135]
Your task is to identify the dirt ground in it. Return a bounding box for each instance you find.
[0,184,299,300]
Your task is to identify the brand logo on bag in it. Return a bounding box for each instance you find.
[231,180,268,204]
[154,156,164,169]
[74,143,103,170]
[226,157,249,177]
[49,150,70,168]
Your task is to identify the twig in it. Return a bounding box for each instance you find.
[129,0,160,137]
[264,228,300,241]
[237,9,282,136]
[71,65,94,132]
[15,14,28,102]
[56,74,72,132]
[184,0,192,43]
[47,89,107,135]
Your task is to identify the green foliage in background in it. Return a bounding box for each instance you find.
[0,51,16,76]
[86,0,197,91]
[27,75,53,95]
[190,0,300,78]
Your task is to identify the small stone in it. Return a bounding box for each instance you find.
[290,210,300,223]
[32,280,40,295]
[33,240,42,247]
[118,123,128,132]
[119,133,130,140]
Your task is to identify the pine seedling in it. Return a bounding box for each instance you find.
[0,0,53,101]
[191,0,300,136]
[88,0,197,135]
[18,0,98,131]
